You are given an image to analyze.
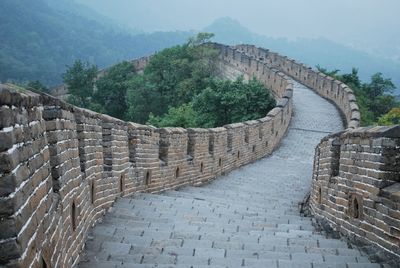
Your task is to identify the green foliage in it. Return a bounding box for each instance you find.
[192,77,276,127]
[378,108,400,126]
[315,65,340,79]
[146,77,275,128]
[64,34,276,128]
[317,66,398,126]
[93,61,135,119]
[187,32,215,46]
[126,33,219,123]
[63,60,97,108]
[125,75,159,124]
[26,80,49,93]
[147,103,199,128]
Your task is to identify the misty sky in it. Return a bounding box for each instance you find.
[76,0,400,60]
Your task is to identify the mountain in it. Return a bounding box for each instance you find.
[43,0,143,35]
[0,0,192,86]
[43,0,133,33]
[206,17,400,94]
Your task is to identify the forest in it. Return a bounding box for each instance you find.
[61,33,276,128]
[0,0,191,86]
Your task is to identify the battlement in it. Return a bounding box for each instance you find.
[310,126,400,263]
[0,43,371,267]
[232,44,360,129]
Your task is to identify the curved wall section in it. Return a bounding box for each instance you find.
[231,44,360,129]
[0,44,293,267]
[227,44,400,263]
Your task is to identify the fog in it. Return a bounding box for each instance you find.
[76,0,400,61]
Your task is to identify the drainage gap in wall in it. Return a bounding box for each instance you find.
[244,129,249,144]
[237,151,240,159]
[227,133,233,152]
[40,257,48,268]
[208,135,214,155]
[353,198,359,218]
[265,141,268,147]
[331,138,341,177]
[218,158,222,167]
[200,162,204,173]
[175,167,180,179]
[350,195,362,219]
[145,171,151,185]
[252,145,256,153]
[79,146,85,173]
[91,181,95,205]
[119,174,124,193]
[71,201,77,232]
[318,187,322,204]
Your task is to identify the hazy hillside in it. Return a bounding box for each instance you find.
[1,1,398,95]
[43,0,137,33]
[0,0,191,86]
[206,18,400,94]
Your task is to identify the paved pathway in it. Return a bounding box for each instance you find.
[79,82,379,268]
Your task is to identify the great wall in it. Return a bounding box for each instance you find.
[0,43,399,267]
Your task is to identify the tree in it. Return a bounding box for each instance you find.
[317,67,398,126]
[125,75,159,123]
[27,80,49,93]
[65,34,276,127]
[187,32,215,47]
[193,76,276,127]
[127,33,219,121]
[368,72,395,98]
[147,103,199,128]
[316,65,340,79]
[378,108,400,125]
[62,60,97,108]
[93,61,135,119]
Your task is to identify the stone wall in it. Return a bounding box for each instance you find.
[230,45,399,263]
[4,42,383,268]
[0,44,295,267]
[232,44,360,129]
[309,126,400,263]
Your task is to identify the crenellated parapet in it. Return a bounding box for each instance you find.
[232,44,360,129]
[310,125,400,263]
[8,42,396,267]
[0,43,295,267]
[225,46,399,263]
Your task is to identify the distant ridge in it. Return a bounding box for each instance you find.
[0,0,192,86]
[205,17,400,93]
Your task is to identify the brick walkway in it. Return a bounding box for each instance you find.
[78,82,379,268]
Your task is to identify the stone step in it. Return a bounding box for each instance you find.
[79,256,377,268]
[162,190,295,208]
[78,261,120,268]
